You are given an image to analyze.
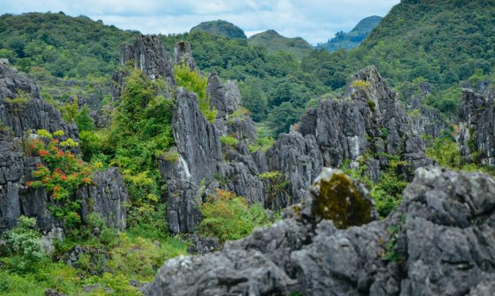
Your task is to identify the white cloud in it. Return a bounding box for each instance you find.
[0,0,400,44]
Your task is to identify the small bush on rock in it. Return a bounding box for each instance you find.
[198,190,273,242]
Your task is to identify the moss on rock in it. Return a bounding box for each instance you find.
[312,169,374,229]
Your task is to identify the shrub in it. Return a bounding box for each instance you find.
[220,135,239,148]
[28,130,92,227]
[174,64,217,122]
[351,79,370,90]
[198,190,273,242]
[2,216,46,271]
[259,171,289,209]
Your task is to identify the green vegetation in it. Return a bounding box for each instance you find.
[0,12,136,78]
[0,214,188,295]
[28,130,91,228]
[107,69,175,215]
[190,20,247,39]
[198,189,273,242]
[248,30,314,60]
[220,135,240,148]
[174,63,217,122]
[340,154,409,218]
[304,0,495,116]
[259,171,289,209]
[312,170,374,229]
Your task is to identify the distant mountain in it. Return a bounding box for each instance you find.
[248,30,314,59]
[317,16,382,52]
[190,20,247,39]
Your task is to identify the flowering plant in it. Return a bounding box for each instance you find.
[27,130,92,226]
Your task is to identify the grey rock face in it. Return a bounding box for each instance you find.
[0,64,128,233]
[170,88,223,184]
[458,89,495,166]
[206,73,242,133]
[266,132,323,207]
[173,41,197,71]
[300,66,431,181]
[0,64,78,138]
[121,34,176,84]
[111,34,176,102]
[146,167,495,296]
[77,167,129,230]
[165,179,202,234]
[158,88,222,233]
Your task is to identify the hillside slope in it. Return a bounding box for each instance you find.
[317,15,382,51]
[0,12,137,78]
[303,0,495,114]
[248,30,314,59]
[190,20,247,39]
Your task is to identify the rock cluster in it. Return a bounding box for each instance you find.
[0,63,128,234]
[402,81,448,141]
[458,89,495,166]
[299,66,431,181]
[146,167,495,296]
[113,36,432,234]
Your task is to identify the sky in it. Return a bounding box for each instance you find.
[0,0,400,45]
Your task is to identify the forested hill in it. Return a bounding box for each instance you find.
[303,0,495,114]
[1,0,495,132]
[316,15,382,52]
[190,20,247,39]
[0,12,137,78]
[247,30,314,59]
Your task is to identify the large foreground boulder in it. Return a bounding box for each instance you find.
[145,167,495,295]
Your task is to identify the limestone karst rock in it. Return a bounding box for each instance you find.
[145,167,495,296]
[0,63,128,233]
[458,89,495,166]
[111,34,176,101]
[121,34,176,84]
[402,81,448,141]
[299,66,432,181]
[173,41,197,71]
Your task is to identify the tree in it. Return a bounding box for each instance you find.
[266,102,303,136]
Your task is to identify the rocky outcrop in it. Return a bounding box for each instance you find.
[0,64,78,138]
[458,89,495,166]
[158,88,222,233]
[146,167,495,296]
[0,64,128,233]
[77,167,129,230]
[265,132,322,207]
[299,66,431,181]
[206,73,242,133]
[402,81,449,141]
[173,41,196,71]
[112,34,176,101]
[121,34,175,84]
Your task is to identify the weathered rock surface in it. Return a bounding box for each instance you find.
[121,34,175,84]
[146,167,495,296]
[77,167,129,230]
[173,41,197,71]
[0,64,78,138]
[266,132,322,208]
[458,89,495,166]
[111,34,176,101]
[206,73,242,133]
[299,66,431,181]
[158,88,222,233]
